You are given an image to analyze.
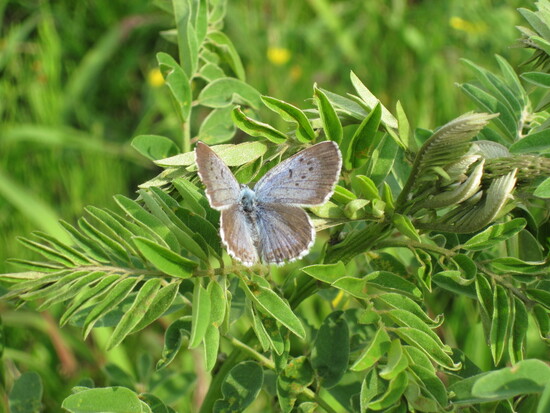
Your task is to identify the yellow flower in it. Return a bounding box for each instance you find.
[267,47,291,65]
[449,16,487,34]
[148,68,165,87]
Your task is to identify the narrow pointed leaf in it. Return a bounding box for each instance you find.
[133,236,196,278]
[189,281,211,349]
[107,278,163,350]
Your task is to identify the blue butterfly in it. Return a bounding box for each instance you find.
[195,141,342,266]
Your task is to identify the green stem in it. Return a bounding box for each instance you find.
[302,388,340,413]
[224,335,274,369]
[182,119,191,154]
[376,239,455,258]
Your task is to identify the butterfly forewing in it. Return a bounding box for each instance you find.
[255,203,314,264]
[195,142,241,209]
[254,141,342,206]
[220,204,259,266]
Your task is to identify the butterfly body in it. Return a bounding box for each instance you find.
[195,141,342,266]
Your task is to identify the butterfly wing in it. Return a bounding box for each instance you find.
[255,202,315,265]
[195,141,241,210]
[254,141,342,206]
[220,204,259,266]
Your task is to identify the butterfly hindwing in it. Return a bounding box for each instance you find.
[255,202,314,264]
[195,142,241,210]
[254,141,342,206]
[220,204,259,266]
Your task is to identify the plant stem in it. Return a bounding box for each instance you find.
[302,388,340,413]
[224,335,275,369]
[376,238,456,258]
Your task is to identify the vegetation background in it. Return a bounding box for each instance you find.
[0,0,539,411]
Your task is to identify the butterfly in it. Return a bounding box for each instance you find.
[195,141,342,266]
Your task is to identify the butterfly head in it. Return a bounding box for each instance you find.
[239,185,256,214]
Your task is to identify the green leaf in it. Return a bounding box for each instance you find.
[172,178,207,217]
[332,185,357,204]
[189,280,211,349]
[459,83,515,142]
[350,71,398,130]
[60,274,121,326]
[9,371,43,413]
[17,237,77,267]
[352,175,381,201]
[277,357,314,413]
[368,371,408,411]
[157,141,268,168]
[301,262,346,283]
[20,270,89,301]
[367,134,399,186]
[241,275,306,339]
[131,135,179,161]
[207,31,246,81]
[131,281,180,334]
[261,96,315,142]
[363,271,423,300]
[521,71,550,87]
[472,359,550,401]
[394,327,459,370]
[114,195,179,251]
[139,189,207,261]
[157,318,191,370]
[379,340,409,380]
[360,369,380,411]
[462,218,526,251]
[385,309,447,349]
[107,278,163,350]
[83,277,142,338]
[344,103,382,170]
[509,297,528,364]
[392,214,421,242]
[351,328,391,371]
[198,107,236,144]
[62,387,142,413]
[407,362,448,409]
[232,106,287,144]
[31,231,92,266]
[84,207,141,257]
[198,77,262,109]
[396,101,413,151]
[534,177,550,198]
[173,0,199,76]
[532,305,550,342]
[375,293,442,326]
[59,220,110,263]
[526,288,550,309]
[204,324,220,372]
[208,280,226,327]
[199,62,225,82]
[489,285,512,365]
[314,86,342,144]
[461,58,523,115]
[213,361,263,412]
[133,236,196,278]
[78,217,130,264]
[156,52,191,119]
[343,199,370,219]
[38,271,105,311]
[311,311,349,388]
